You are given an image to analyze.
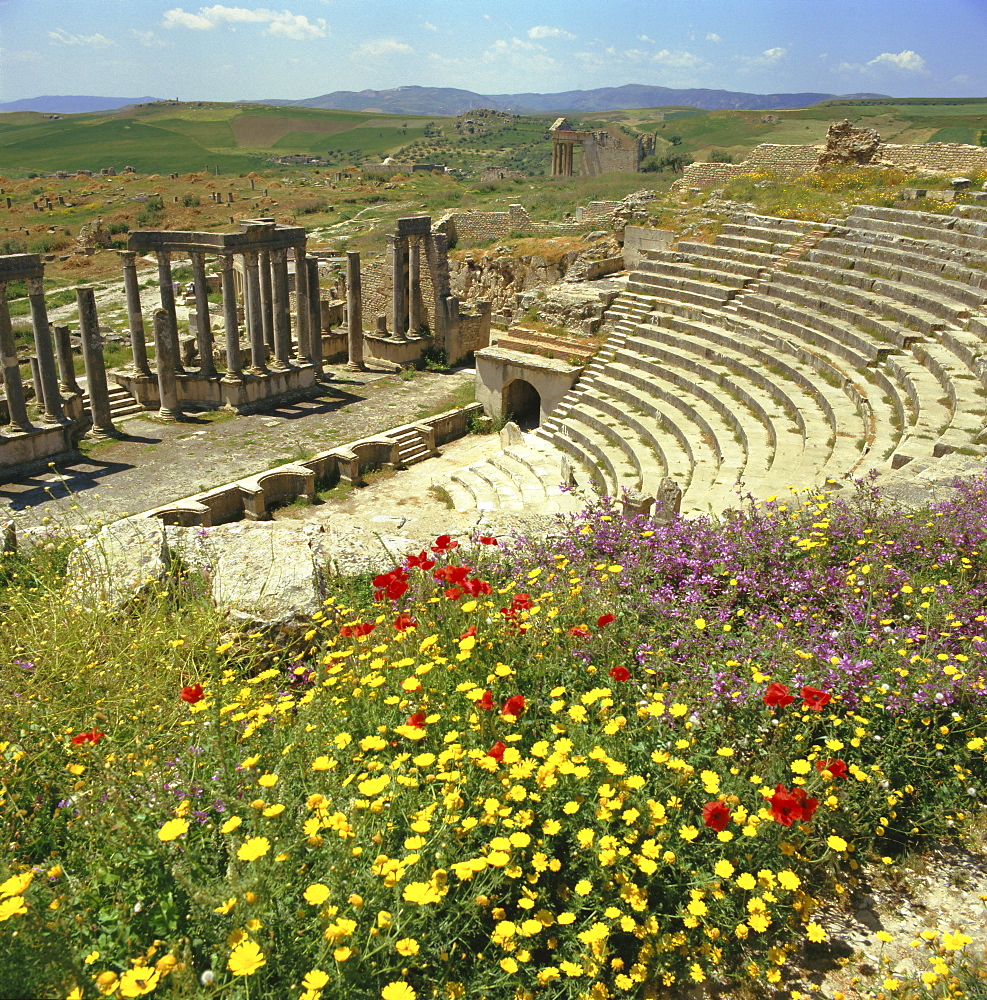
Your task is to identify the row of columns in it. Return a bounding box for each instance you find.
[551,141,576,177]
[0,277,119,440]
[388,234,423,340]
[121,245,325,421]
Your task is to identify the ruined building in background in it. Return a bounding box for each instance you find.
[549,118,656,178]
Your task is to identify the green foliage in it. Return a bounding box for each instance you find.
[181,193,200,207]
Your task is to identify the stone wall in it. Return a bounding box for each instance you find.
[623,225,676,268]
[362,258,438,334]
[581,133,641,176]
[880,143,987,173]
[676,138,987,191]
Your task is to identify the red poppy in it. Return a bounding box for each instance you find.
[597,613,616,628]
[373,568,409,602]
[770,784,819,826]
[479,536,498,545]
[815,758,848,779]
[568,625,590,639]
[477,689,494,711]
[180,683,204,704]
[406,551,436,571]
[763,682,794,708]
[339,622,376,638]
[702,800,731,832]
[500,591,534,623]
[460,625,477,641]
[444,586,463,601]
[434,563,465,583]
[487,741,506,761]
[500,694,526,718]
[394,612,417,632]
[608,665,630,682]
[431,534,459,553]
[463,577,492,596]
[71,728,105,746]
[407,712,426,729]
[801,686,831,711]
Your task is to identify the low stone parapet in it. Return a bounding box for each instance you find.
[138,402,485,526]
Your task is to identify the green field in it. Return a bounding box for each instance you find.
[2,95,987,179]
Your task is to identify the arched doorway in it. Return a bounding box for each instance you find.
[503,379,541,430]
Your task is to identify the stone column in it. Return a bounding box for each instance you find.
[389,235,406,340]
[53,325,82,395]
[155,250,184,374]
[76,286,115,438]
[152,308,179,420]
[119,251,152,378]
[259,249,274,352]
[293,244,311,363]
[26,276,65,423]
[189,251,216,378]
[271,248,292,367]
[306,257,324,376]
[551,141,560,176]
[0,282,31,430]
[346,250,365,371]
[243,251,267,371]
[220,255,242,382]
[408,236,421,337]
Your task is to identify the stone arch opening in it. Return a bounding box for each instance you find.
[503,378,541,430]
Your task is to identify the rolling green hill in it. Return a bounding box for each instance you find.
[1,97,986,179]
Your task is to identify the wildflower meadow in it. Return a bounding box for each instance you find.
[2,477,987,999]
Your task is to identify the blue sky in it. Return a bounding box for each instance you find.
[1,0,984,102]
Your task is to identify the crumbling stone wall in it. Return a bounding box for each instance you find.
[580,132,643,175]
[816,120,882,169]
[675,123,987,191]
[880,143,987,173]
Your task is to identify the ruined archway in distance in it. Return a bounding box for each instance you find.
[502,378,541,430]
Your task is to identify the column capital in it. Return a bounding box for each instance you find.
[26,276,44,296]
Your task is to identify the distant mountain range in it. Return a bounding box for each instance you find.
[260,83,890,116]
[0,85,892,118]
[0,95,163,113]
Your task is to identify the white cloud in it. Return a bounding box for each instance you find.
[706,32,722,43]
[48,28,115,47]
[0,47,40,64]
[132,29,168,48]
[527,25,575,41]
[740,46,786,69]
[352,38,413,58]
[162,6,327,39]
[482,37,558,73]
[422,21,438,32]
[653,48,703,68]
[868,49,927,73]
[637,34,655,44]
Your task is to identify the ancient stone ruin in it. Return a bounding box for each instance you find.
[549,118,656,178]
[675,120,987,190]
[815,119,884,170]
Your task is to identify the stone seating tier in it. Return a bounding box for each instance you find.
[458,206,987,518]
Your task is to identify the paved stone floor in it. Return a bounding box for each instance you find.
[0,363,478,529]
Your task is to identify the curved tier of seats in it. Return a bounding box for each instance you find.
[533,206,987,515]
[453,205,987,517]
